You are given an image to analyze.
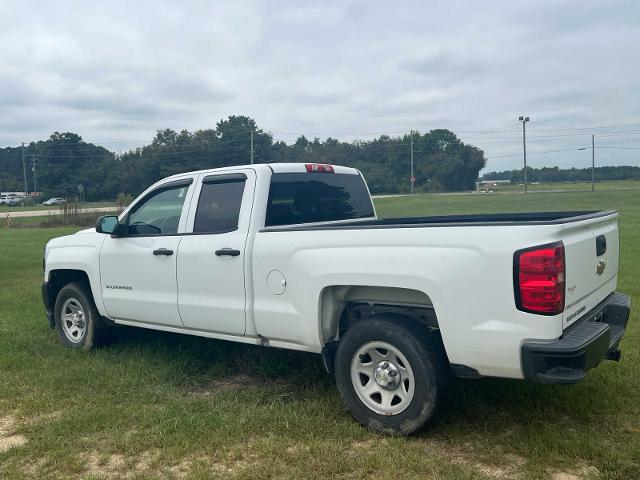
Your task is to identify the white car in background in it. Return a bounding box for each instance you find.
[42,197,66,206]
[1,195,26,206]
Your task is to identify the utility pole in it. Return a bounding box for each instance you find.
[250,129,254,164]
[32,155,38,195]
[518,116,530,194]
[22,142,28,196]
[410,130,415,194]
[591,134,595,192]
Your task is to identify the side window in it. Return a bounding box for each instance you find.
[193,177,246,234]
[127,184,189,236]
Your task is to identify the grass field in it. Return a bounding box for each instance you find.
[0,202,115,214]
[482,180,640,193]
[0,189,638,479]
[483,180,640,194]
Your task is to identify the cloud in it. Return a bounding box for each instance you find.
[0,0,639,171]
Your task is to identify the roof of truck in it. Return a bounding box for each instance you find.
[165,163,360,180]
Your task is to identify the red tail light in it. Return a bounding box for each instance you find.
[514,242,565,315]
[305,163,334,173]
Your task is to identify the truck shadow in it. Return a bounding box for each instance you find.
[108,324,627,434]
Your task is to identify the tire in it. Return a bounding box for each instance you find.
[54,282,106,350]
[334,316,449,435]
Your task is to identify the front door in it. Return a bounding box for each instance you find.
[177,171,254,335]
[100,178,194,326]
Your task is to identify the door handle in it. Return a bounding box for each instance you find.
[153,248,174,256]
[215,248,241,257]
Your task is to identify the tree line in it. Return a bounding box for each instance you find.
[0,115,488,200]
[482,165,640,183]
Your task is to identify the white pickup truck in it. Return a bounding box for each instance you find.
[42,163,631,434]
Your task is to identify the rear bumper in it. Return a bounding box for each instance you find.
[521,292,631,384]
[41,282,55,329]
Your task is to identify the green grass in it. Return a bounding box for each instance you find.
[0,190,639,479]
[485,179,640,194]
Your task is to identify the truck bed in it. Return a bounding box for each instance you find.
[264,210,617,231]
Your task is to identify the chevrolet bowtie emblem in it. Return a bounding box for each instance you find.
[596,259,606,276]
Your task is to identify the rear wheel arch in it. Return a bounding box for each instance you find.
[319,285,446,375]
[319,285,440,342]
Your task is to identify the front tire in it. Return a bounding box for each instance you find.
[54,282,105,350]
[334,317,449,435]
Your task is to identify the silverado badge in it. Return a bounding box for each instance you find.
[596,259,606,276]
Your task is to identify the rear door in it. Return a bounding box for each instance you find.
[176,170,255,335]
[561,213,619,327]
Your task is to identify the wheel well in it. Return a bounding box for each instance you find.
[319,286,439,345]
[48,269,91,304]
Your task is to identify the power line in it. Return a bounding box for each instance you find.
[490,147,590,159]
[530,121,640,131]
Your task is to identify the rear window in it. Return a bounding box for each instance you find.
[265,172,374,227]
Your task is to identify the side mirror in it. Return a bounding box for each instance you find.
[96,215,120,235]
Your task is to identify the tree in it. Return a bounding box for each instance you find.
[0,117,490,199]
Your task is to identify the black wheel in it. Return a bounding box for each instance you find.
[334,316,449,435]
[54,282,106,350]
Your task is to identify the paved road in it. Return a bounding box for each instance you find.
[1,206,118,218]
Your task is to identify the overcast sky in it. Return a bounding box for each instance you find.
[2,0,639,171]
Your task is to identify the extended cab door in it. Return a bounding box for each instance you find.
[100,177,195,326]
[176,170,255,335]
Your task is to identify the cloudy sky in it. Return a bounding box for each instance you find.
[2,0,639,171]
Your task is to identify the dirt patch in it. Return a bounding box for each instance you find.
[19,457,49,477]
[23,411,62,426]
[77,440,262,479]
[346,438,388,456]
[134,448,161,471]
[187,373,291,397]
[451,450,526,479]
[550,464,601,480]
[417,439,527,480]
[420,438,599,480]
[85,451,127,478]
[286,443,311,454]
[469,454,527,480]
[0,415,27,453]
[164,448,259,478]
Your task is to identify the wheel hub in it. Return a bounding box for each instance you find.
[350,341,416,416]
[373,360,401,390]
[61,297,87,344]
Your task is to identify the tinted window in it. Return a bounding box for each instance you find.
[265,173,374,227]
[127,184,189,235]
[193,179,246,233]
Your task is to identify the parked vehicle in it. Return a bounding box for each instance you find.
[41,163,631,434]
[1,195,26,206]
[42,197,66,206]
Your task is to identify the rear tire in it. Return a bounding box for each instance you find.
[334,317,449,435]
[54,282,106,350]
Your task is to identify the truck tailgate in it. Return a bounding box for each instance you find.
[561,212,619,328]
